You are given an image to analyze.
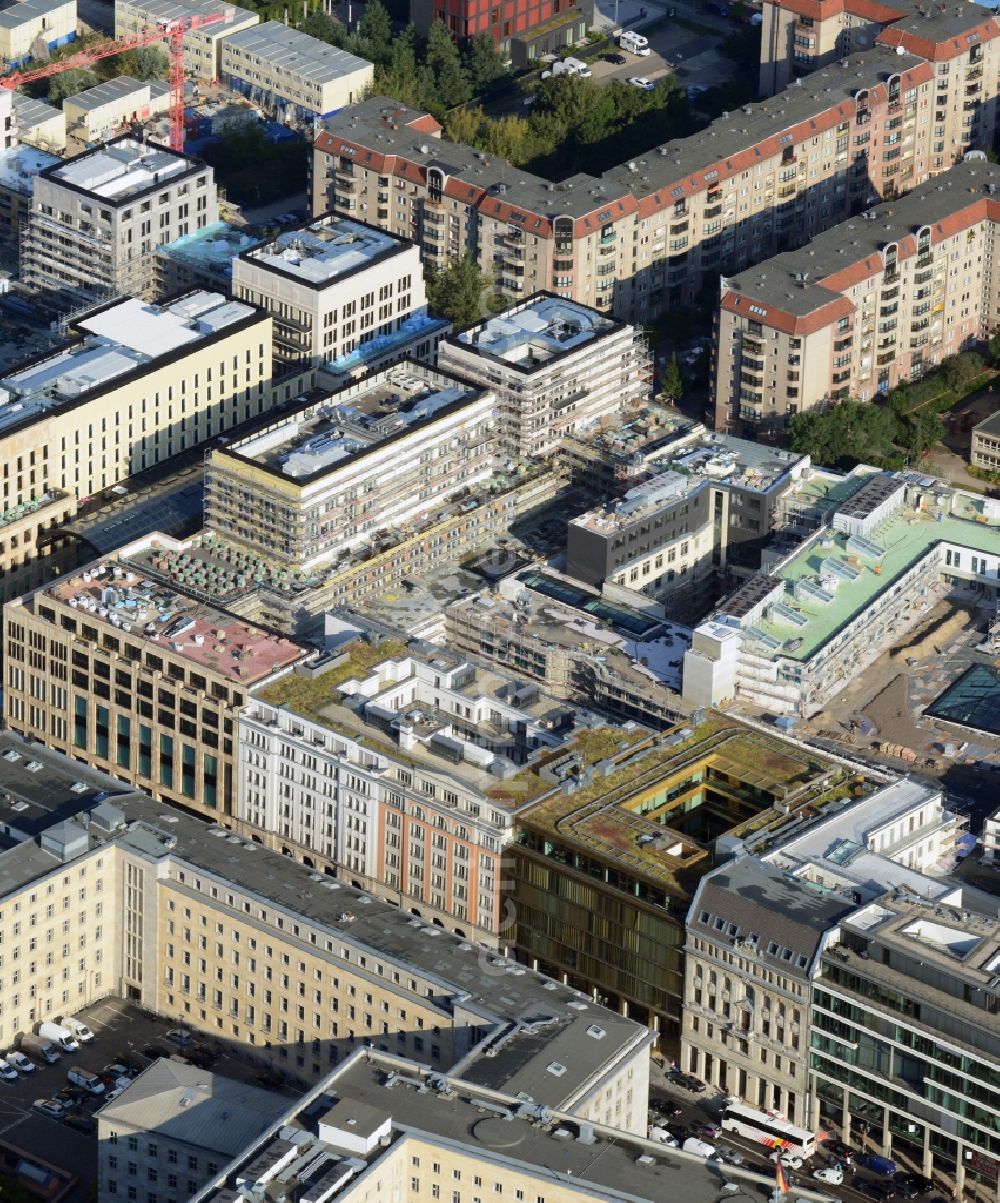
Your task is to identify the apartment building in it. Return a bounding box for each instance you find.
[984,803,1000,862]
[204,362,496,573]
[682,471,1000,717]
[21,136,220,311]
[63,76,170,146]
[0,732,651,1127]
[714,161,1000,438]
[240,641,606,941]
[230,214,428,371]
[0,0,75,67]
[220,22,373,122]
[759,0,1000,112]
[0,88,13,151]
[813,894,1000,1202]
[970,411,1000,474]
[566,430,808,619]
[315,48,943,324]
[411,0,594,65]
[97,1059,289,1202]
[3,546,308,818]
[682,857,853,1127]
[114,0,259,82]
[0,290,270,601]
[155,219,263,298]
[193,1051,747,1203]
[438,293,649,459]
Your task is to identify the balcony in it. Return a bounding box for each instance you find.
[963,101,980,112]
[779,184,796,199]
[876,350,895,366]
[704,204,723,219]
[599,232,616,245]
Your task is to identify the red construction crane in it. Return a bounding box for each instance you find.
[0,13,226,152]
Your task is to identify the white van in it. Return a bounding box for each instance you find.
[620,30,651,55]
[61,1017,95,1043]
[67,1067,105,1095]
[683,1136,717,1159]
[38,1023,78,1054]
[564,56,592,77]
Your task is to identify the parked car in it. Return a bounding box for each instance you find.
[686,84,709,98]
[649,1125,680,1147]
[33,1099,67,1119]
[857,1155,898,1177]
[771,1150,807,1170]
[605,53,627,64]
[683,1136,716,1159]
[67,1067,105,1096]
[712,1146,744,1165]
[679,1075,707,1092]
[893,1174,933,1197]
[855,1179,896,1200]
[628,76,656,91]
[0,1059,17,1082]
[690,1122,722,1139]
[64,1113,97,1135]
[823,1139,854,1161]
[142,1044,170,1060]
[7,1051,35,1073]
[19,1036,60,1064]
[164,1028,193,1047]
[814,1167,844,1186]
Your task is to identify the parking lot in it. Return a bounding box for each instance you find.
[0,999,299,1201]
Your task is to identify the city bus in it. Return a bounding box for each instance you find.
[721,1102,817,1157]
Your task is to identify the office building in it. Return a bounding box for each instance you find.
[0,731,650,1125]
[204,361,496,573]
[220,22,373,122]
[970,411,1000,475]
[812,893,1000,1202]
[682,857,855,1127]
[566,430,808,619]
[714,161,1000,438]
[21,136,220,311]
[0,0,75,67]
[3,543,308,818]
[97,1059,289,1202]
[438,294,649,459]
[63,76,170,146]
[511,714,849,1047]
[114,0,259,81]
[759,0,1000,107]
[241,639,611,941]
[0,290,270,600]
[193,1049,770,1203]
[410,0,594,65]
[316,49,941,324]
[682,471,1000,717]
[231,214,428,371]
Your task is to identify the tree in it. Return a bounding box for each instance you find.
[110,45,169,79]
[299,12,349,46]
[358,0,392,61]
[661,354,683,403]
[463,32,507,93]
[426,254,494,327]
[48,68,98,104]
[425,20,471,108]
[789,401,900,470]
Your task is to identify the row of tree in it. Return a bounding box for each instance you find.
[41,45,168,106]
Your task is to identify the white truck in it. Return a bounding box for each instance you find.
[38,1023,79,1053]
[67,1067,105,1095]
[60,1017,95,1043]
[18,1035,60,1064]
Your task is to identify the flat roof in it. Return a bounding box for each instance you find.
[11,91,63,132]
[241,214,408,288]
[227,363,484,482]
[222,21,372,85]
[45,137,196,201]
[44,551,307,685]
[195,1052,782,1203]
[0,143,59,196]
[0,292,257,431]
[454,295,616,370]
[973,409,1000,439]
[117,0,258,35]
[0,0,70,28]
[749,477,1000,661]
[158,220,263,272]
[572,432,802,533]
[65,76,156,112]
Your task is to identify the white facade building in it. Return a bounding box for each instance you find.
[438,293,650,459]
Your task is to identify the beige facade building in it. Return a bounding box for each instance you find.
[192,1051,758,1203]
[12,91,65,153]
[22,136,220,311]
[204,362,496,573]
[3,543,308,819]
[63,76,170,146]
[114,0,259,81]
[970,411,1000,474]
[220,22,373,121]
[0,290,270,601]
[0,733,651,1125]
[315,45,962,324]
[231,214,428,371]
[0,0,76,67]
[438,294,650,459]
[713,161,1000,438]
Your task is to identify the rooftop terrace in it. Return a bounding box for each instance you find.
[242,215,407,287]
[0,142,58,196]
[750,478,1000,662]
[455,296,614,370]
[44,554,306,684]
[227,363,483,480]
[194,1051,780,1203]
[47,138,194,200]
[158,220,262,275]
[0,292,257,431]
